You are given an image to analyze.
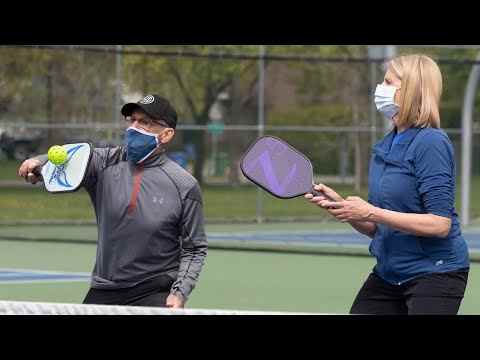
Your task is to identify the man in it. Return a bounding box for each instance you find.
[18,94,208,308]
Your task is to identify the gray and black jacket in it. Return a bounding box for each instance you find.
[36,147,207,301]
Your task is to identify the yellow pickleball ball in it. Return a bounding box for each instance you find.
[48,145,68,166]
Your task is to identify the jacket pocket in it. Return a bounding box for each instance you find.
[391,230,426,257]
[418,236,457,263]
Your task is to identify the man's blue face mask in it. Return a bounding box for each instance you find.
[124,127,160,164]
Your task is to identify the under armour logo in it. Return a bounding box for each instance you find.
[153,196,164,205]
[139,95,155,104]
[435,260,444,266]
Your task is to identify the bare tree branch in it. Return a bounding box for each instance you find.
[240,61,272,107]
[167,61,198,119]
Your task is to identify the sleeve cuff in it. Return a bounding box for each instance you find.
[170,288,187,302]
[428,210,452,219]
[33,154,49,166]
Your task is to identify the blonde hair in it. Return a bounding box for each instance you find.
[388,54,443,129]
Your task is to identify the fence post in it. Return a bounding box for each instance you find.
[256,45,266,223]
[113,45,123,144]
[461,51,480,226]
[368,46,380,149]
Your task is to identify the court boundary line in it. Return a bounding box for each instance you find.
[1,235,480,261]
[0,267,91,276]
[0,279,90,285]
[0,268,91,285]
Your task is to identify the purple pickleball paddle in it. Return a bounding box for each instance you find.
[240,136,327,199]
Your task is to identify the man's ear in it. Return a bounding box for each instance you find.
[158,128,175,144]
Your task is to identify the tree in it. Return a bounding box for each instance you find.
[265,45,371,190]
[123,45,260,185]
[0,46,119,148]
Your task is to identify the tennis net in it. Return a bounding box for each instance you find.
[0,300,320,315]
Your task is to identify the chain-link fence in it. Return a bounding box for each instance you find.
[1,45,479,223]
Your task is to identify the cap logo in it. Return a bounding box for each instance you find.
[139,95,155,105]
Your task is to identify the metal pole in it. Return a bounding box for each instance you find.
[114,45,123,144]
[368,46,380,149]
[211,133,218,176]
[461,51,480,226]
[383,45,397,134]
[370,63,377,147]
[256,45,266,223]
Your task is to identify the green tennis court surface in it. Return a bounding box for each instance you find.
[0,238,479,314]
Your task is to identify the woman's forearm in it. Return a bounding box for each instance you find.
[369,207,451,238]
[349,220,377,239]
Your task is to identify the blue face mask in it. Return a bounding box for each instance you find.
[374,84,400,120]
[124,127,160,164]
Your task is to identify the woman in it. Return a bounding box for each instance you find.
[306,54,469,315]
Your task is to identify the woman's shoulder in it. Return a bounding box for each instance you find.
[414,127,451,147]
[409,127,454,160]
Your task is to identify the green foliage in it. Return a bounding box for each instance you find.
[267,103,355,174]
[0,47,117,124]
[0,185,355,222]
[1,45,478,185]
[2,173,480,222]
[123,45,260,122]
[268,103,353,126]
[398,47,480,129]
[441,101,463,128]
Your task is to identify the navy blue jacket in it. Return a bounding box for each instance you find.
[368,127,469,285]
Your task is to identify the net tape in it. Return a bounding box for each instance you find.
[0,301,321,315]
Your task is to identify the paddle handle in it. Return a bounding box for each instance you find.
[310,187,333,201]
[26,165,43,183]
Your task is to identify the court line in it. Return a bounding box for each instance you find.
[0,268,90,285]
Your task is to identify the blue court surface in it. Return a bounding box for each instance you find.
[208,231,480,250]
[0,268,90,284]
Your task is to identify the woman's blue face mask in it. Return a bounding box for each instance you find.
[124,127,160,164]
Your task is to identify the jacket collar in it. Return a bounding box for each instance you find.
[122,146,169,168]
[141,148,168,168]
[373,126,423,164]
[373,127,423,153]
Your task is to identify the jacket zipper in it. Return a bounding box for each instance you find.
[127,164,145,215]
[378,158,390,281]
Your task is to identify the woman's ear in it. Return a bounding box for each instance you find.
[394,86,402,106]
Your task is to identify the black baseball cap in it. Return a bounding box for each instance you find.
[121,94,178,129]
